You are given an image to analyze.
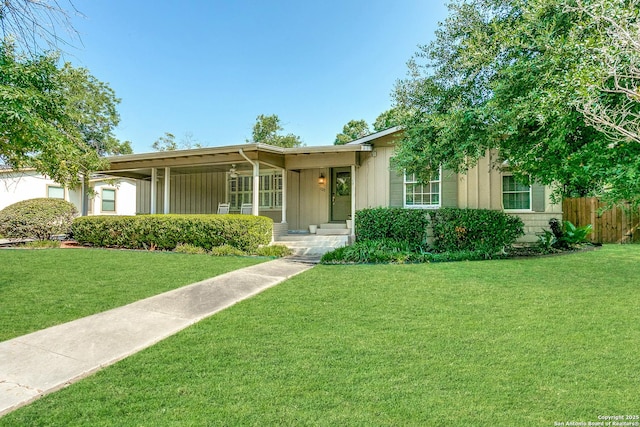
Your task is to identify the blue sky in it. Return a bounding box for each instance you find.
[67,1,449,153]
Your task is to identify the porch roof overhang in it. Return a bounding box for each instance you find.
[102,142,373,179]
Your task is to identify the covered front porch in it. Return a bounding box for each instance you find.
[104,143,373,238]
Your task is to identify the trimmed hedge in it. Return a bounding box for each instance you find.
[0,198,78,240]
[72,214,272,252]
[355,207,429,247]
[320,239,498,264]
[430,208,524,255]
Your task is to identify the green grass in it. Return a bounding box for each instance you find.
[2,246,639,426]
[0,249,265,342]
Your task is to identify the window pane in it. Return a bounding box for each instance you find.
[502,176,530,209]
[228,171,283,211]
[47,186,64,199]
[102,189,116,212]
[404,172,440,207]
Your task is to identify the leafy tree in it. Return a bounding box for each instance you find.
[59,63,129,156]
[571,0,640,146]
[373,107,410,132]
[152,132,178,151]
[334,119,370,145]
[152,131,203,151]
[0,42,125,187]
[393,0,640,204]
[248,114,302,147]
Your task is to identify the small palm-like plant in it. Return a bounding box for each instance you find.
[558,221,593,248]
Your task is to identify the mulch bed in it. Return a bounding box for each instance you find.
[505,243,601,259]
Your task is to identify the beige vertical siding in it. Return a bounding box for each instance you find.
[355,146,395,210]
[136,179,149,214]
[286,170,300,230]
[174,171,225,214]
[459,151,509,210]
[294,168,330,230]
[137,171,226,214]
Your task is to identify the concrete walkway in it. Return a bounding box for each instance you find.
[0,257,316,417]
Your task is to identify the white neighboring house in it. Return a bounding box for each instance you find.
[0,168,136,215]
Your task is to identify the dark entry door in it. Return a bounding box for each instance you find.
[331,167,351,222]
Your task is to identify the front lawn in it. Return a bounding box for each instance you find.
[0,249,265,342]
[1,246,639,426]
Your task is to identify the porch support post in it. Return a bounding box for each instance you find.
[81,174,89,216]
[351,164,356,237]
[281,168,287,223]
[252,161,260,216]
[150,168,157,214]
[163,167,171,214]
[238,149,260,216]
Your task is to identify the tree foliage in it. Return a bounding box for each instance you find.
[373,107,410,132]
[152,132,177,151]
[0,42,127,186]
[571,0,640,146]
[393,0,640,204]
[334,119,370,145]
[248,114,302,147]
[151,131,203,151]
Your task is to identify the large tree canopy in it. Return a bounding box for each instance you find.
[572,0,640,146]
[334,119,370,145]
[373,107,410,132]
[248,114,302,147]
[393,0,640,204]
[0,42,129,186]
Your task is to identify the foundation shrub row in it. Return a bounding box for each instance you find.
[322,207,525,264]
[72,214,273,252]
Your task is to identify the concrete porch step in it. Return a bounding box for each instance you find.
[273,234,349,257]
[316,228,350,235]
[319,223,347,229]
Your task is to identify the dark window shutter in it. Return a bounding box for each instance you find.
[389,169,404,207]
[441,169,458,208]
[531,183,545,212]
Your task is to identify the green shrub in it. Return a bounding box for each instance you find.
[430,208,524,257]
[537,229,558,253]
[355,207,429,247]
[174,243,208,255]
[254,244,293,257]
[320,239,495,264]
[209,244,246,256]
[72,214,272,252]
[321,239,427,264]
[0,198,78,240]
[559,220,592,247]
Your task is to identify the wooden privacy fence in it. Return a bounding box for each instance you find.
[563,198,640,244]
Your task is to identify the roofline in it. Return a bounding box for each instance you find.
[105,143,281,163]
[106,141,374,165]
[346,126,404,145]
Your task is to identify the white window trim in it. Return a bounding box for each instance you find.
[226,170,283,211]
[502,174,532,212]
[403,168,442,209]
[46,184,66,200]
[100,188,117,213]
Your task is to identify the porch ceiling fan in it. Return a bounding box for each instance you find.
[229,164,238,178]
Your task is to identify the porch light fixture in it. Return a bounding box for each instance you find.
[318,173,326,186]
[229,164,238,178]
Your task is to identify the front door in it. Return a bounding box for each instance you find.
[331,167,351,222]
